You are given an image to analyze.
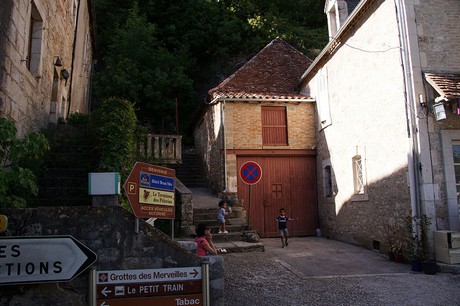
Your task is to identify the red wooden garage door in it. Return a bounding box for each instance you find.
[237,155,317,237]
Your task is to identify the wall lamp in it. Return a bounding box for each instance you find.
[420,94,448,121]
[433,96,447,121]
[60,69,70,80]
[54,56,62,67]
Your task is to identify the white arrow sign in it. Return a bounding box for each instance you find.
[0,235,97,285]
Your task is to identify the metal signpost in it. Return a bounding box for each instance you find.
[94,267,204,306]
[0,236,97,285]
[240,161,262,229]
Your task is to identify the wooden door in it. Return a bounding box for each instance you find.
[237,155,317,237]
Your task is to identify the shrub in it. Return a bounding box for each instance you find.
[89,97,137,180]
[67,112,89,125]
[0,118,49,207]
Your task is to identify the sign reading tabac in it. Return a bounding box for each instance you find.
[124,162,176,219]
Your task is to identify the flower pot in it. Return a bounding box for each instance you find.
[422,261,437,275]
[411,260,422,272]
[394,253,403,263]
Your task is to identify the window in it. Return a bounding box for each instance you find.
[27,2,43,76]
[325,0,352,39]
[324,165,333,197]
[452,143,460,204]
[441,131,460,229]
[262,106,288,146]
[322,159,335,199]
[351,147,368,201]
[317,67,331,130]
[352,155,364,194]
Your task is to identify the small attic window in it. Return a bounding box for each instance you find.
[325,0,352,40]
[262,106,288,146]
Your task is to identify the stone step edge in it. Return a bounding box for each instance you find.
[176,240,265,254]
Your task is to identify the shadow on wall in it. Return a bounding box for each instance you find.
[317,136,417,253]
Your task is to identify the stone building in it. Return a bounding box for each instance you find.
[0,0,95,136]
[299,0,460,255]
[194,38,318,237]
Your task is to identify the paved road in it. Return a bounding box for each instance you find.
[222,237,460,306]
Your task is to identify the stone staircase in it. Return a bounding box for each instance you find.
[172,150,263,252]
[193,206,248,243]
[171,151,208,187]
[33,124,93,206]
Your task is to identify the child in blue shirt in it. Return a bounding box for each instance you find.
[217,200,229,233]
[276,208,293,248]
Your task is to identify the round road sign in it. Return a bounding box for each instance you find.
[240,161,262,185]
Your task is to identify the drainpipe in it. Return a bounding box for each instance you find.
[395,0,421,220]
[221,100,227,193]
[66,0,81,118]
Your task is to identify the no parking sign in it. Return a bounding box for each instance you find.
[240,161,262,185]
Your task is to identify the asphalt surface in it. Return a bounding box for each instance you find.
[222,237,460,306]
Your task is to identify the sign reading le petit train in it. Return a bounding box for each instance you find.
[124,162,176,219]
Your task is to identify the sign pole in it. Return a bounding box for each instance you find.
[135,217,140,234]
[88,268,97,306]
[201,259,210,306]
[240,161,261,231]
[247,185,252,230]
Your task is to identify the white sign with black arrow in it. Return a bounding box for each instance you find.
[0,235,97,285]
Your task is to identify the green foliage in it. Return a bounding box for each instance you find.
[67,112,89,125]
[399,213,432,261]
[0,118,49,208]
[89,97,138,179]
[93,0,327,137]
[93,3,193,131]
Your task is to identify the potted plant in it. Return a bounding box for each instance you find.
[402,213,434,272]
[418,215,437,275]
[385,222,405,262]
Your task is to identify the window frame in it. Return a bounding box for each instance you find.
[261,106,288,147]
[351,148,368,202]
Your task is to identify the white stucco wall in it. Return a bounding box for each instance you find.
[302,0,413,247]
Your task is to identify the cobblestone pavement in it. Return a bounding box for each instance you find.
[222,237,460,306]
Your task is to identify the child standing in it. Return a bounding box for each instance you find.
[217,200,229,234]
[276,208,293,248]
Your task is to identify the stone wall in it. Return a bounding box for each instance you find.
[194,101,317,194]
[415,0,460,71]
[0,206,224,305]
[0,0,93,136]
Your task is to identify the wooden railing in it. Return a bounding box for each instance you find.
[138,134,182,164]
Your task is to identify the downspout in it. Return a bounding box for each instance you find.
[221,100,227,193]
[66,0,81,118]
[395,0,421,220]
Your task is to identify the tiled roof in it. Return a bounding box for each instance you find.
[209,38,313,101]
[425,72,460,99]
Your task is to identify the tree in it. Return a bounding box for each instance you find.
[93,4,193,131]
[92,0,328,136]
[0,118,49,207]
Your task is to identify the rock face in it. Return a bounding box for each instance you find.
[242,230,260,243]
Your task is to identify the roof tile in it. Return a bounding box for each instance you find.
[209,38,312,100]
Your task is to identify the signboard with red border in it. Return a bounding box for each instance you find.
[124,162,176,219]
[240,161,262,185]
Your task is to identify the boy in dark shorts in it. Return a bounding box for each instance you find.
[276,208,293,248]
